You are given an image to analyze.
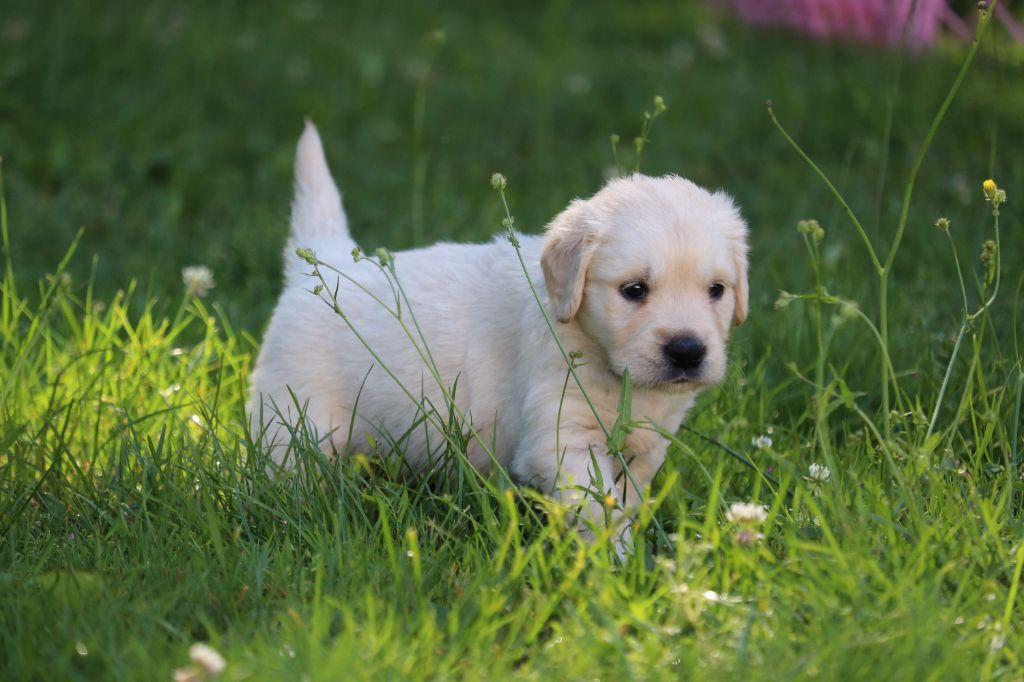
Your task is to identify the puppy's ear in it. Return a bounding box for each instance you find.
[541,200,599,323]
[731,229,749,326]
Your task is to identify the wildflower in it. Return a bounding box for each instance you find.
[603,493,617,509]
[982,178,1006,213]
[172,669,201,682]
[982,179,997,200]
[806,463,831,496]
[189,643,226,675]
[181,266,215,298]
[653,95,667,114]
[490,172,507,191]
[351,246,362,262]
[725,501,767,525]
[374,247,393,267]
[806,463,831,483]
[751,434,773,450]
[295,247,317,265]
[934,217,951,232]
[173,642,226,681]
[734,527,764,546]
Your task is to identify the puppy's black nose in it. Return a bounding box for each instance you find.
[663,336,706,371]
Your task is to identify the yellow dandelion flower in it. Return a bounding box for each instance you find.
[982,179,997,200]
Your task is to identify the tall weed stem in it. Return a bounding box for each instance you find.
[768,3,996,440]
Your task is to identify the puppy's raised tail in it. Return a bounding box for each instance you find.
[286,120,354,282]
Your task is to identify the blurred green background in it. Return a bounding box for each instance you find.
[1,0,1021,346]
[2,5,1023,678]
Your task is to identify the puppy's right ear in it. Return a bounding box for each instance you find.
[541,200,598,323]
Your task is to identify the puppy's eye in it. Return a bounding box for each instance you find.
[709,282,726,300]
[620,281,649,301]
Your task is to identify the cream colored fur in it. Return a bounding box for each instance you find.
[249,122,749,553]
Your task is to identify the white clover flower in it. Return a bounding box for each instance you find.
[751,434,773,450]
[725,502,767,525]
[807,463,831,483]
[188,642,226,676]
[172,668,201,682]
[734,527,764,546]
[182,266,215,298]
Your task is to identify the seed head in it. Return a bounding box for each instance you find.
[774,290,796,310]
[490,172,507,191]
[797,218,825,244]
[934,217,951,232]
[980,239,997,267]
[295,247,318,265]
[182,265,215,298]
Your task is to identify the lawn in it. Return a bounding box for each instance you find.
[1,1,1023,680]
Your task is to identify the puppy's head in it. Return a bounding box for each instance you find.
[541,174,748,390]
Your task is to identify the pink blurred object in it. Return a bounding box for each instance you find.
[996,2,1024,43]
[719,0,969,48]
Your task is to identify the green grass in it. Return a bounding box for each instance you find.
[2,1,1023,679]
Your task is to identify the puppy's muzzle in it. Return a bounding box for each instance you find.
[663,335,706,381]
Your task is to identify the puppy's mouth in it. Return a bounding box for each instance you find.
[663,367,706,386]
[606,362,710,390]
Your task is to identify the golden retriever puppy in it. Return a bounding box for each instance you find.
[249,123,748,553]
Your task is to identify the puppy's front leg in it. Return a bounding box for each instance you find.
[513,429,633,558]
